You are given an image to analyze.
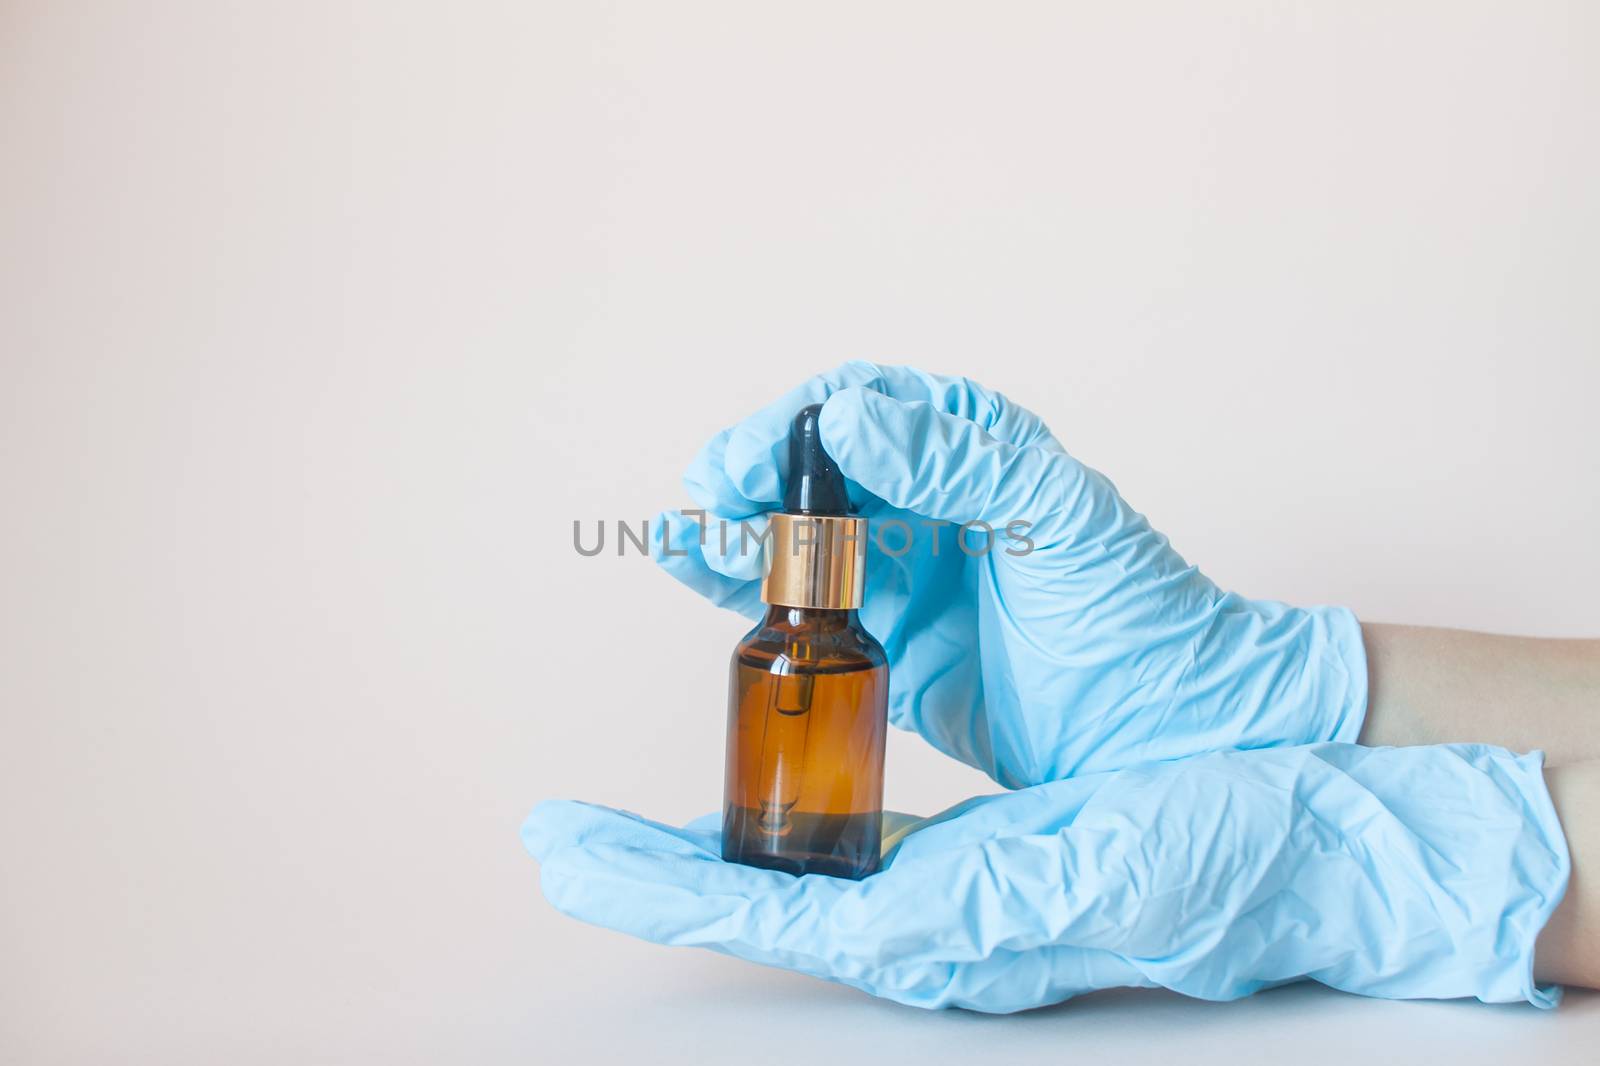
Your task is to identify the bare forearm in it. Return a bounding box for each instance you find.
[1358,623,1600,765]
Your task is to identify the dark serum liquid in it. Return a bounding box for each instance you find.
[723,606,888,879]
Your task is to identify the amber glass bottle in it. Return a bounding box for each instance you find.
[722,405,889,879]
[724,604,888,877]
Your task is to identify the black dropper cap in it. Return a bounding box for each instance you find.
[783,403,851,516]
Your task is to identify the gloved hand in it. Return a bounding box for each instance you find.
[525,744,1569,1013]
[655,362,1367,787]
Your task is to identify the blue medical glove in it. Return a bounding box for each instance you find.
[655,362,1367,786]
[525,744,1569,1013]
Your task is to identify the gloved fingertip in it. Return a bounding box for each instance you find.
[699,512,770,582]
[818,386,915,458]
[721,431,784,507]
[648,508,699,557]
[817,388,943,511]
[680,460,726,515]
[817,383,877,429]
[649,511,705,581]
[683,429,765,518]
[535,850,590,912]
[648,509,765,616]
[521,798,600,862]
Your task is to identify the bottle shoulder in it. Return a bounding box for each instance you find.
[734,615,887,673]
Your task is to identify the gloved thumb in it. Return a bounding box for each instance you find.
[819,386,1075,531]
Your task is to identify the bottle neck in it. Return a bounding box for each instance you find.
[761,603,858,631]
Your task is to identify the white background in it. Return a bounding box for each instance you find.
[2,2,1597,1063]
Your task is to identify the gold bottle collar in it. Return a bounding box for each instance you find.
[760,513,866,610]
